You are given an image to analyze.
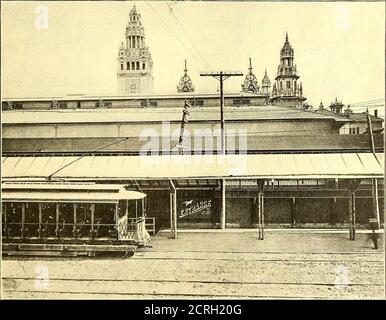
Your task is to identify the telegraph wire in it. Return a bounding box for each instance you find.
[46,137,130,181]
[166,2,212,69]
[147,2,210,70]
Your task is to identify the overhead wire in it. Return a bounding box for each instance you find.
[147,2,210,70]
[166,2,212,69]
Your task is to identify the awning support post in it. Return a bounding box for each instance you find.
[372,178,380,230]
[291,197,296,228]
[38,203,42,239]
[258,191,262,239]
[220,179,226,229]
[348,179,361,240]
[351,191,356,240]
[169,180,177,239]
[331,198,336,226]
[21,203,25,239]
[169,192,173,238]
[257,180,265,240]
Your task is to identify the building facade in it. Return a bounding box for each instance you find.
[117,5,154,95]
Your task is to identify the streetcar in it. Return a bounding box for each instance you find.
[1,182,150,257]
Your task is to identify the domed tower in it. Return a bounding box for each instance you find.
[270,33,306,108]
[117,5,154,95]
[261,69,271,95]
[241,58,259,93]
[329,98,344,114]
[177,60,195,93]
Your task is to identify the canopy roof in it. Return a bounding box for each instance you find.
[2,153,384,181]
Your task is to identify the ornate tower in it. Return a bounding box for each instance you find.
[177,60,195,93]
[270,33,306,108]
[261,69,271,95]
[117,5,154,95]
[329,98,344,114]
[241,58,259,93]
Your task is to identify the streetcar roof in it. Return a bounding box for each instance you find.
[1,182,146,202]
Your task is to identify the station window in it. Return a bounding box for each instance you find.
[356,127,360,134]
[136,61,140,70]
[233,99,241,105]
[121,64,124,70]
[195,100,204,106]
[58,102,67,109]
[142,62,145,70]
[127,62,130,70]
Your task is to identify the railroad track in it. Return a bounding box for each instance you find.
[2,249,384,299]
[2,276,384,299]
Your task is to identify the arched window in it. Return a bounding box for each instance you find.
[120,64,123,71]
[131,61,135,70]
[127,62,130,70]
[136,61,140,70]
[142,62,145,70]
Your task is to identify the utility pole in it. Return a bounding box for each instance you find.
[366,112,381,230]
[200,71,243,154]
[200,71,243,229]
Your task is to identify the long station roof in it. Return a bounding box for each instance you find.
[2,105,349,124]
[2,153,383,180]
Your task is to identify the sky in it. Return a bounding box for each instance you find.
[1,1,385,110]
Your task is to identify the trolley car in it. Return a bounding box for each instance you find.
[1,182,150,257]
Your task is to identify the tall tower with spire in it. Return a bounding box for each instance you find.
[117,5,154,95]
[241,58,259,93]
[270,33,306,108]
[261,69,271,95]
[177,60,195,93]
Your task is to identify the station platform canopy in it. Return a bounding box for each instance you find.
[2,153,384,181]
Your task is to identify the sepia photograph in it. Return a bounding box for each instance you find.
[1,0,385,302]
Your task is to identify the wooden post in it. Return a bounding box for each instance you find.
[261,192,265,240]
[348,192,353,240]
[173,190,178,239]
[331,198,336,226]
[55,203,60,238]
[90,204,95,241]
[220,179,226,229]
[73,204,78,238]
[169,192,174,238]
[258,191,262,240]
[4,203,8,238]
[367,114,381,230]
[21,203,25,239]
[38,203,42,238]
[372,178,381,230]
[291,197,296,228]
[351,191,356,240]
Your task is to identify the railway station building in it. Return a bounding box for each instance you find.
[1,5,384,239]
